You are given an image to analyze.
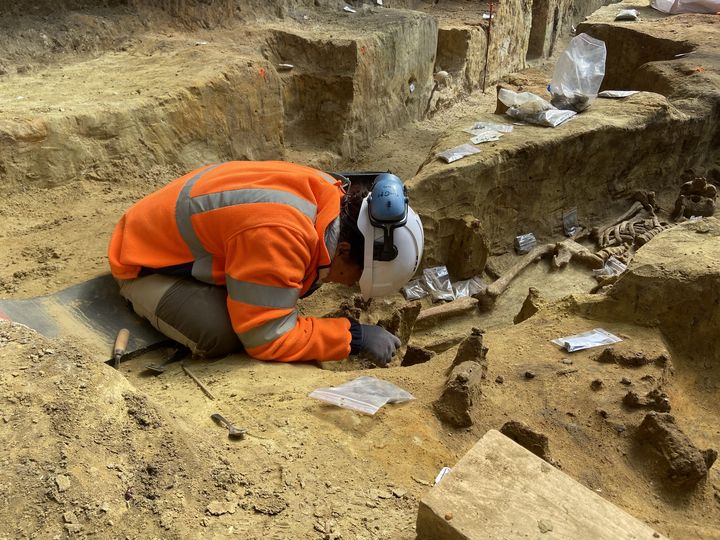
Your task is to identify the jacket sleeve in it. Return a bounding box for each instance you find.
[224,225,352,362]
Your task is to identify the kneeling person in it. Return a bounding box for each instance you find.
[108,161,424,366]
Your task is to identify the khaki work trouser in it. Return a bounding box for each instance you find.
[117,274,242,357]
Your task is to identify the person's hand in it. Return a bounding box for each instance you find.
[359,325,401,367]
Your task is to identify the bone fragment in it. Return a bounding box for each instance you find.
[416,296,477,324]
[554,239,604,269]
[476,244,555,309]
[552,245,572,269]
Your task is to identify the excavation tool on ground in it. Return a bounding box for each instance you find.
[144,347,189,375]
[112,328,130,369]
[182,363,216,400]
[211,413,246,439]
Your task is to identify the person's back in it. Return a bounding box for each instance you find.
[109,160,343,286]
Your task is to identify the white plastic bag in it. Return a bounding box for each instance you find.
[563,207,578,237]
[651,0,719,12]
[437,143,481,163]
[464,121,514,134]
[499,89,576,127]
[598,90,639,98]
[470,129,503,144]
[549,33,607,112]
[309,376,415,415]
[551,328,622,353]
[615,8,640,20]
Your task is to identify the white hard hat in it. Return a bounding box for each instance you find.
[357,174,424,299]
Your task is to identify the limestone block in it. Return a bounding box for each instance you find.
[417,429,664,540]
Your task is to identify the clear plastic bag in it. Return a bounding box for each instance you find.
[598,90,639,98]
[563,207,578,237]
[464,121,513,135]
[615,8,640,20]
[422,266,455,302]
[551,328,622,353]
[470,129,503,144]
[499,89,553,113]
[309,376,415,415]
[514,233,537,254]
[499,89,576,127]
[402,278,429,300]
[592,256,627,277]
[437,143,481,163]
[549,33,607,113]
[651,0,720,13]
[453,276,487,298]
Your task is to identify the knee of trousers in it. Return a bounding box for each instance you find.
[117,275,242,358]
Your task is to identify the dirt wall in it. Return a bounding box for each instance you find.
[411,9,720,278]
[409,92,715,278]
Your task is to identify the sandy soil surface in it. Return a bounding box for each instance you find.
[1,3,719,540]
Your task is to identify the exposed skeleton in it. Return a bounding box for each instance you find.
[671,176,717,221]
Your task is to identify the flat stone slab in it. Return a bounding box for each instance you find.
[417,429,665,540]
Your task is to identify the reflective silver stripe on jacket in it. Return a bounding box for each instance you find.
[175,165,319,284]
[226,276,300,309]
[190,188,317,222]
[237,310,299,349]
[175,164,221,284]
[324,216,340,262]
[318,171,340,185]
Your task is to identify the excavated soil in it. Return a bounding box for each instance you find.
[1,1,720,539]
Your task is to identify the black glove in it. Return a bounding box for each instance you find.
[350,322,401,367]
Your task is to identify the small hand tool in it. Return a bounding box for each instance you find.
[112,329,130,370]
[182,363,216,400]
[144,347,189,375]
[211,413,246,439]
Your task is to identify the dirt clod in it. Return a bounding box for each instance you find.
[591,379,604,391]
[55,475,71,492]
[377,302,422,346]
[434,329,490,427]
[123,392,162,429]
[401,344,435,366]
[433,360,485,428]
[514,287,548,324]
[623,390,671,412]
[446,327,488,375]
[524,371,536,379]
[594,347,669,368]
[637,412,717,488]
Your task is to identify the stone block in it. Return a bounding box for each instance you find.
[417,429,664,540]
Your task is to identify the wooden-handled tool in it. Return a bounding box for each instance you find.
[113,328,130,370]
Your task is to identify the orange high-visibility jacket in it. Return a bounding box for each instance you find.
[108,161,351,361]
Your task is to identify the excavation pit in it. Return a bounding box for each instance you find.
[1,2,719,539]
